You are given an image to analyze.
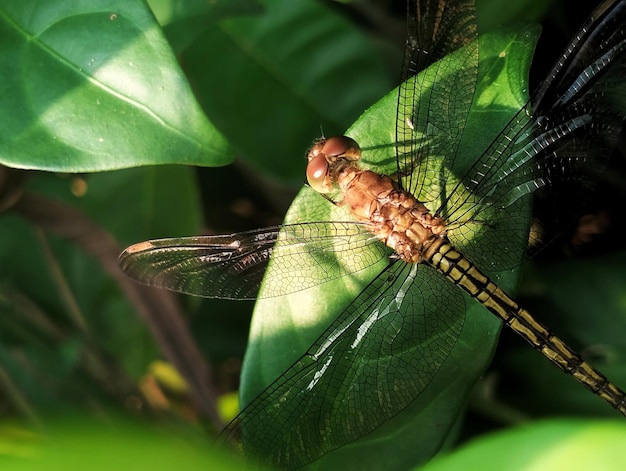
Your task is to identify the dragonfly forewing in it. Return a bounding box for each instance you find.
[119,222,387,300]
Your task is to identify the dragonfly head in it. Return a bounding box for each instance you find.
[306,135,361,193]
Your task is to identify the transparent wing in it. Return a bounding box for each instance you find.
[442,0,626,268]
[397,0,478,196]
[219,262,465,469]
[119,222,387,300]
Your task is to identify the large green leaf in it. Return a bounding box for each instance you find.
[241,24,539,469]
[0,0,230,172]
[419,420,626,471]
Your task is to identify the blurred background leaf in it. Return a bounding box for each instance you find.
[179,0,397,182]
[420,420,626,471]
[1,417,253,470]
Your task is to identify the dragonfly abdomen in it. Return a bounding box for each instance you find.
[429,242,626,415]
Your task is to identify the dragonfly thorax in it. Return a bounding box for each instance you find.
[306,136,447,264]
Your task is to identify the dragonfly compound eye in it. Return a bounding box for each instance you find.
[306,152,332,193]
[322,135,362,161]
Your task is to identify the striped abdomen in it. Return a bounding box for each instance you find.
[428,242,626,415]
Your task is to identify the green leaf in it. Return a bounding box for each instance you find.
[241,24,539,469]
[147,0,263,54]
[0,0,230,172]
[2,417,249,471]
[419,420,626,471]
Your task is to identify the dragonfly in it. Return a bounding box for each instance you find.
[120,0,626,469]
